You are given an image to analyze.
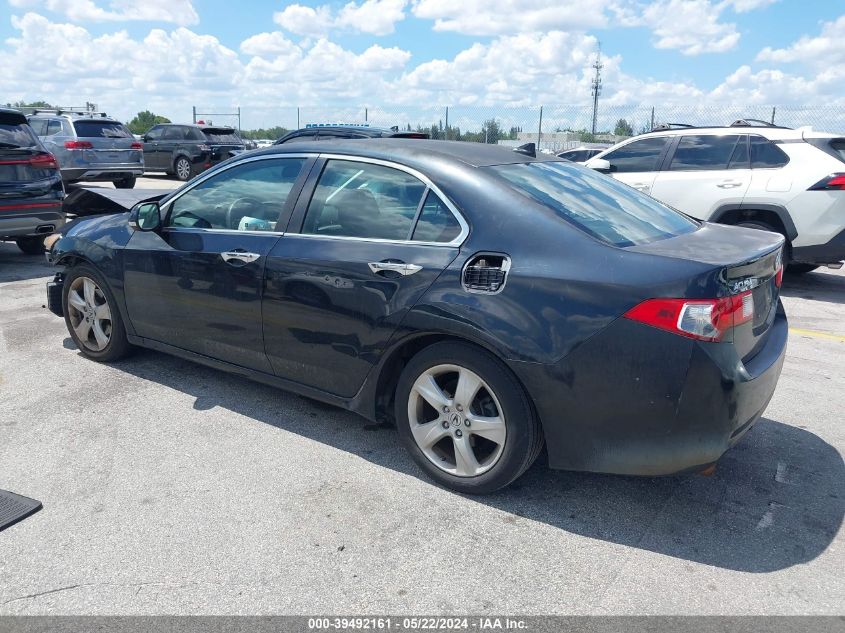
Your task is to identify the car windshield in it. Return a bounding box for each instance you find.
[73,120,132,138]
[203,129,241,143]
[489,161,698,247]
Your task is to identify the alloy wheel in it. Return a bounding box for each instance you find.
[67,276,112,352]
[407,363,507,477]
[176,158,191,180]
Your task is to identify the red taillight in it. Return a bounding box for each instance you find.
[30,153,58,170]
[0,153,59,170]
[808,173,845,190]
[64,141,93,150]
[775,265,784,288]
[130,141,143,150]
[624,291,754,342]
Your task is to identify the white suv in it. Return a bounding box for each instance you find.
[585,121,845,272]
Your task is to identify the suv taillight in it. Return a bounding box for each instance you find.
[30,153,59,170]
[64,141,93,150]
[624,292,754,342]
[808,173,845,190]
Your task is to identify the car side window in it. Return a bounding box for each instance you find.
[46,119,63,136]
[750,135,789,168]
[166,158,306,231]
[603,137,669,173]
[28,118,47,136]
[411,192,462,243]
[145,127,163,141]
[162,126,183,141]
[302,160,426,240]
[668,135,747,171]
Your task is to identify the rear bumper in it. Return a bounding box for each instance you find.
[62,166,143,182]
[792,226,845,265]
[510,305,788,475]
[0,207,66,239]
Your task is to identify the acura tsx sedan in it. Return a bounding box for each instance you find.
[44,139,788,493]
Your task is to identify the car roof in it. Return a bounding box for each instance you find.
[632,125,812,141]
[257,138,559,168]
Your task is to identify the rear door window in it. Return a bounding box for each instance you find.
[301,159,427,240]
[28,118,47,136]
[602,137,669,173]
[162,126,184,140]
[72,120,132,138]
[669,135,747,171]
[750,135,789,168]
[46,119,63,136]
[489,161,698,247]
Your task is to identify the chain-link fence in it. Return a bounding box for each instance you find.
[221,104,845,149]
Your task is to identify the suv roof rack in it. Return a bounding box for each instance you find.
[19,105,110,118]
[728,118,792,129]
[651,123,695,131]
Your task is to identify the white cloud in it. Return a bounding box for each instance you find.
[411,0,614,35]
[640,0,740,55]
[8,0,199,25]
[274,0,406,37]
[757,14,845,66]
[725,0,779,12]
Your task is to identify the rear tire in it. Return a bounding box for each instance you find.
[395,341,543,494]
[62,264,133,362]
[114,176,136,189]
[15,236,44,255]
[174,157,193,181]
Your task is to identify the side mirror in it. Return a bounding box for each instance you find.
[129,201,161,232]
[142,134,152,142]
[585,158,612,173]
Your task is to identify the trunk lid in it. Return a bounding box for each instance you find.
[628,222,784,360]
[71,119,141,166]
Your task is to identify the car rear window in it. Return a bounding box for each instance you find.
[202,128,241,143]
[489,161,698,247]
[72,120,132,138]
[0,120,39,149]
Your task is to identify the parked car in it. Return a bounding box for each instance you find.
[275,125,429,144]
[557,146,608,162]
[585,120,845,272]
[141,123,246,181]
[45,139,786,493]
[27,110,142,189]
[0,108,64,254]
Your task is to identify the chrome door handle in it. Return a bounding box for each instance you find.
[368,262,423,276]
[221,251,260,264]
[717,181,743,189]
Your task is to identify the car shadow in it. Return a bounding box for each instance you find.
[781,268,845,305]
[83,342,844,575]
[0,242,54,283]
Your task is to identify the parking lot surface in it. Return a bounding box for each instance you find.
[0,192,842,613]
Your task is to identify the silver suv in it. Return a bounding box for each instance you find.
[27,110,143,189]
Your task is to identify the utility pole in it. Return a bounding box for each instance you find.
[590,44,603,136]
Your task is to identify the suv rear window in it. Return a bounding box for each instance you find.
[202,128,241,144]
[0,117,39,149]
[72,120,132,138]
[489,161,698,247]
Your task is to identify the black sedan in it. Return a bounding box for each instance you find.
[45,139,787,493]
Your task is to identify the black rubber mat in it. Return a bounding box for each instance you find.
[0,490,42,532]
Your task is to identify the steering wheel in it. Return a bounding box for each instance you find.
[225,197,262,229]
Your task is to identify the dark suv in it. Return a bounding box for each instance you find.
[0,108,64,254]
[142,124,245,181]
[275,126,429,144]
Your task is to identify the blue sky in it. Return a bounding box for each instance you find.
[1,0,843,130]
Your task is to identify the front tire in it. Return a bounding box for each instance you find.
[62,264,132,362]
[15,236,44,255]
[174,157,193,181]
[114,176,136,189]
[395,342,543,494]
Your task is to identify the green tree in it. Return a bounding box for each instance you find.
[480,119,502,144]
[127,110,171,135]
[9,100,54,109]
[240,126,289,140]
[613,118,634,137]
[577,129,597,143]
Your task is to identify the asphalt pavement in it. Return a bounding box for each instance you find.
[0,187,842,614]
